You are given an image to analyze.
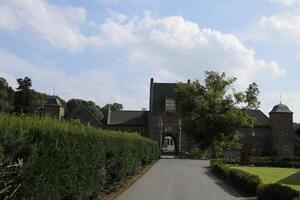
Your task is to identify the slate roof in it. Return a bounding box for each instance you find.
[108,110,148,126]
[246,109,270,127]
[45,97,62,107]
[150,83,176,112]
[270,103,292,113]
[66,103,102,128]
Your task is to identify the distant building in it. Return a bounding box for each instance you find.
[65,103,102,128]
[41,97,64,121]
[42,98,102,128]
[107,78,294,157]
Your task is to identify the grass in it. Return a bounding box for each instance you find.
[231,166,300,191]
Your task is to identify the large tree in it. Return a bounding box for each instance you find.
[14,77,32,114]
[174,71,260,157]
[0,77,14,112]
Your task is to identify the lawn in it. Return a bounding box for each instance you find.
[231,166,300,191]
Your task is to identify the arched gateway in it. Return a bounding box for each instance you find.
[162,134,179,155]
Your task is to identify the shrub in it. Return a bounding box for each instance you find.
[257,183,299,200]
[228,168,261,195]
[250,157,300,168]
[0,113,159,199]
[210,160,230,179]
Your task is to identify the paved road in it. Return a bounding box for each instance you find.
[116,159,242,200]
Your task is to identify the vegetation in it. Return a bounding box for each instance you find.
[210,160,300,199]
[0,77,14,112]
[175,71,260,157]
[0,113,159,199]
[231,166,300,191]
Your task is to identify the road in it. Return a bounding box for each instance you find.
[116,159,242,200]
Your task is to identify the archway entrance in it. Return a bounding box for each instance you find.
[162,135,178,155]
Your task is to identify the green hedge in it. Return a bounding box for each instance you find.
[250,157,300,168]
[210,160,300,199]
[0,113,159,200]
[257,183,299,200]
[210,160,261,195]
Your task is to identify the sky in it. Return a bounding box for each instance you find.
[1,0,300,121]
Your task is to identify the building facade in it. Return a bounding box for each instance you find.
[107,78,294,157]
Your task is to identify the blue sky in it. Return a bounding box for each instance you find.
[1,0,300,121]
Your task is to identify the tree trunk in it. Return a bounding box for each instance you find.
[211,142,218,158]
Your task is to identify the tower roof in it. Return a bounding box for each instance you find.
[45,97,62,107]
[270,103,292,113]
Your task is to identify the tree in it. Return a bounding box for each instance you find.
[14,77,32,114]
[101,103,123,124]
[174,71,260,157]
[66,99,104,122]
[0,77,14,112]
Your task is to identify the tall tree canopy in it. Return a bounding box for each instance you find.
[14,77,32,114]
[0,77,14,112]
[174,71,260,157]
[67,99,104,122]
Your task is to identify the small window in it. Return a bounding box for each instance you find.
[252,132,255,137]
[165,97,176,112]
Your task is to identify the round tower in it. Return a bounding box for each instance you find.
[269,103,294,156]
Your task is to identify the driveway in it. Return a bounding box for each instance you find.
[116,159,242,200]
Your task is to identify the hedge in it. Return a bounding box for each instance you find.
[210,160,261,195]
[0,113,159,200]
[210,160,300,199]
[215,156,300,168]
[257,183,299,200]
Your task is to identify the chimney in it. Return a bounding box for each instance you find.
[149,78,154,112]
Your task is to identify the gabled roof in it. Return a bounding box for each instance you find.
[66,103,102,128]
[270,103,292,113]
[45,97,62,107]
[246,109,270,127]
[108,110,148,126]
[150,82,176,112]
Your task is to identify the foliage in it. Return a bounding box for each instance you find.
[250,156,300,168]
[210,160,261,195]
[0,113,159,199]
[67,99,104,121]
[257,184,299,200]
[228,168,261,195]
[175,71,259,157]
[14,77,32,114]
[0,78,14,113]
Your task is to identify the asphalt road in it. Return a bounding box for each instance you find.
[116,159,242,200]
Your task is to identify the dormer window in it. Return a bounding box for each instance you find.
[165,97,176,112]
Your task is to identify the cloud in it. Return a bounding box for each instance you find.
[0,0,87,51]
[270,0,300,6]
[0,48,146,108]
[97,13,285,86]
[260,12,300,45]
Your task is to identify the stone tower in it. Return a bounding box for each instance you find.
[41,97,64,121]
[269,103,294,156]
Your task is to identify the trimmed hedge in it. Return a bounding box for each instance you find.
[257,183,299,200]
[0,113,159,199]
[250,157,300,168]
[210,160,261,195]
[210,160,300,199]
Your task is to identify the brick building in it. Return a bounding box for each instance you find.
[107,78,294,157]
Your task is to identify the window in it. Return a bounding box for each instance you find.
[165,97,176,112]
[252,132,255,137]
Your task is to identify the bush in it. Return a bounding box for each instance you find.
[257,183,299,200]
[250,157,300,168]
[210,160,261,195]
[0,113,159,199]
[228,168,261,195]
